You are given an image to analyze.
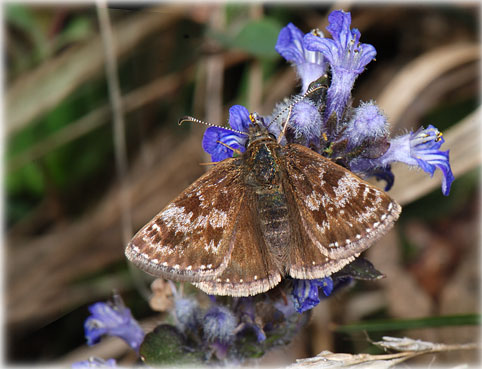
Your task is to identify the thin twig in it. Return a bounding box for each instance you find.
[204,5,225,125]
[96,1,132,246]
[247,4,263,112]
[96,2,153,303]
[289,337,478,368]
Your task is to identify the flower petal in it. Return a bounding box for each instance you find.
[276,23,326,93]
[84,296,145,352]
[368,125,454,195]
[291,277,333,313]
[202,105,251,162]
[202,126,246,162]
[228,105,251,132]
[275,23,306,65]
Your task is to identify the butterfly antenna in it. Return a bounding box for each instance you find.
[178,116,248,136]
[277,104,294,144]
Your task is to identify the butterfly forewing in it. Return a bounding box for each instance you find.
[194,192,282,296]
[284,144,401,261]
[126,158,245,282]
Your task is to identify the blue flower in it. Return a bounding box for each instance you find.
[304,10,376,122]
[202,305,238,343]
[291,277,334,313]
[84,295,145,352]
[72,357,117,368]
[342,101,388,149]
[275,23,327,94]
[202,105,251,162]
[378,125,454,195]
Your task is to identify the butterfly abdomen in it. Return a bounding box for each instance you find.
[255,190,291,268]
[244,141,291,270]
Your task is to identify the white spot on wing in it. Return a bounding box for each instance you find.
[305,191,323,211]
[160,204,192,234]
[204,239,222,254]
[334,175,360,206]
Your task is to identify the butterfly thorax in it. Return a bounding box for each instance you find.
[246,120,275,147]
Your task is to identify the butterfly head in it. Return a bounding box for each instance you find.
[247,113,276,148]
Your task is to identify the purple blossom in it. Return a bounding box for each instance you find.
[72,358,117,368]
[342,101,388,148]
[377,125,454,195]
[275,23,327,94]
[174,297,201,333]
[202,305,237,343]
[290,100,323,145]
[202,105,251,162]
[84,295,145,352]
[304,10,376,122]
[291,277,334,313]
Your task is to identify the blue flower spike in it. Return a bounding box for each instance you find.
[84,294,145,352]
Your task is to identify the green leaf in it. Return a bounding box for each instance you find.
[54,17,93,51]
[335,314,480,333]
[236,333,266,359]
[6,4,49,60]
[211,18,282,59]
[6,162,45,196]
[139,324,203,366]
[333,258,385,281]
[231,19,282,58]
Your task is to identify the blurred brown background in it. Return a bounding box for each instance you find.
[5,2,480,366]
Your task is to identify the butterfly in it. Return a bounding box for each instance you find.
[125,114,401,296]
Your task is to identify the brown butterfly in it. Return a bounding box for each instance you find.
[125,115,401,296]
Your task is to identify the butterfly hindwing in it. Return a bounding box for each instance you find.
[125,157,245,282]
[282,178,358,280]
[284,144,401,261]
